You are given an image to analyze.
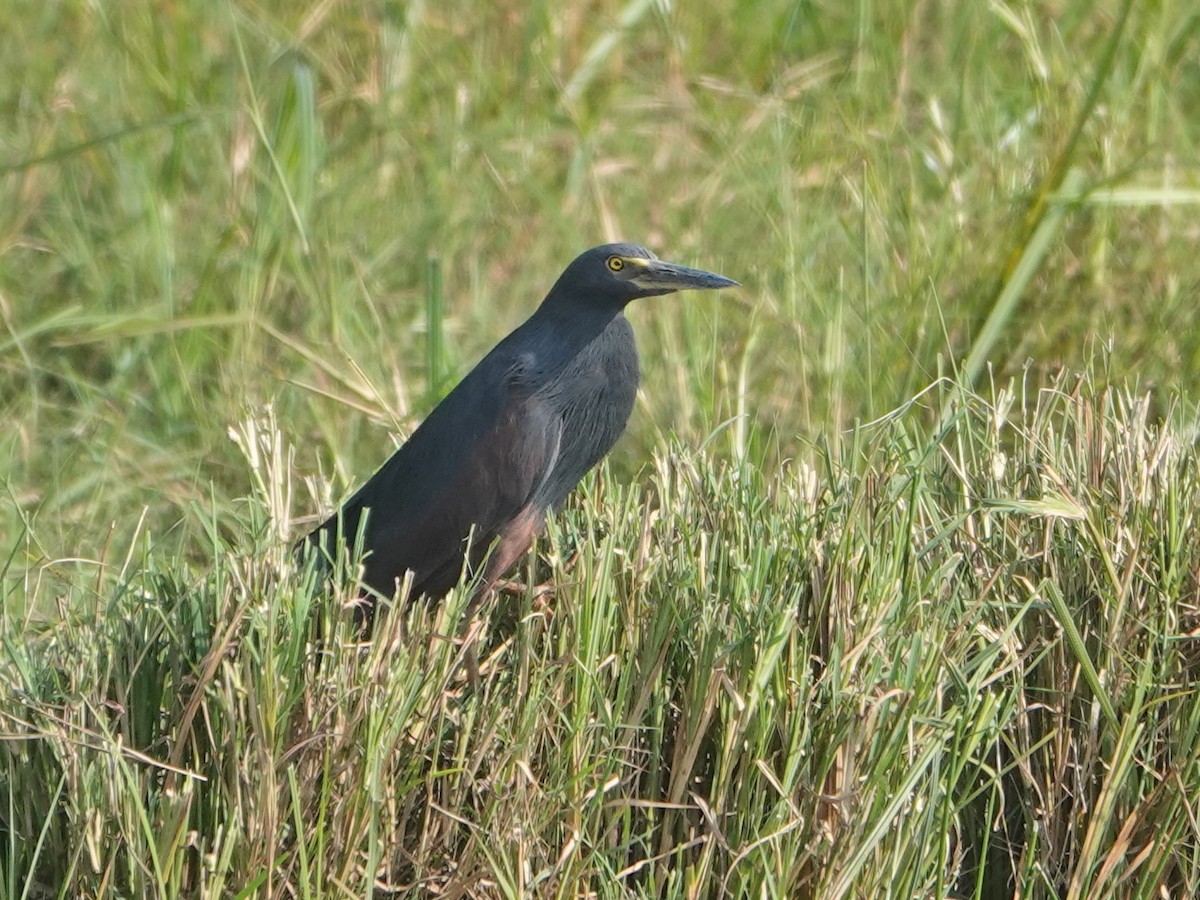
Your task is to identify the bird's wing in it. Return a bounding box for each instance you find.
[407,374,562,597]
[335,353,562,598]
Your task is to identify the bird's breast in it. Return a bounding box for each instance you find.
[536,315,640,506]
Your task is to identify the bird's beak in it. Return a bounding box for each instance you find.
[628,258,740,294]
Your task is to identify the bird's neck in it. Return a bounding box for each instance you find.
[514,296,626,375]
[532,296,623,347]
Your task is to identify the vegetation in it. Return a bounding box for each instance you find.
[2,0,1199,896]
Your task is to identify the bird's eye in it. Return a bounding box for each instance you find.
[607,256,625,272]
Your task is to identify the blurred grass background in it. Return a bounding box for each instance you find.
[5,1,1200,896]
[7,0,1200,897]
[2,0,1197,578]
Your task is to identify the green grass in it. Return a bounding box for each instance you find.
[3,0,1200,896]
[6,379,1200,896]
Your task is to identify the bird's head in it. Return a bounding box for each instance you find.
[547,243,739,308]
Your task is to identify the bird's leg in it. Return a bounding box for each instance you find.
[455,506,544,685]
[494,547,579,616]
[457,613,486,687]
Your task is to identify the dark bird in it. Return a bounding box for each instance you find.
[303,243,738,606]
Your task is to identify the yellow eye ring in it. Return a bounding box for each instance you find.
[607,256,624,272]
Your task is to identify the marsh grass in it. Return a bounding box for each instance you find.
[4,375,1200,897]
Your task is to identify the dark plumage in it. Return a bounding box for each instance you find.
[302,242,737,604]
